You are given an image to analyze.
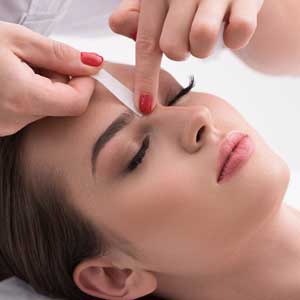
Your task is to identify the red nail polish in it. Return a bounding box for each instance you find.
[130,31,137,41]
[139,94,153,114]
[80,52,104,67]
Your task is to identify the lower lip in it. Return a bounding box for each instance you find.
[218,136,255,183]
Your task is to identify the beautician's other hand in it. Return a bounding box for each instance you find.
[0,21,104,137]
[109,0,264,114]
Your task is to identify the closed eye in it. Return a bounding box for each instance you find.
[125,76,195,173]
[167,76,195,106]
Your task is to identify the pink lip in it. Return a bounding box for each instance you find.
[217,131,255,183]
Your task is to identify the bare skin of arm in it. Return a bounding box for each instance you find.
[232,0,300,76]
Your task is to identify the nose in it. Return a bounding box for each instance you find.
[147,104,214,153]
[180,105,213,153]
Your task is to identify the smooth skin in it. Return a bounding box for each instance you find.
[234,0,300,75]
[109,0,265,113]
[0,21,103,136]
[22,62,296,300]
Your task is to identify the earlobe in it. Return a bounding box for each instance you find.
[73,260,157,300]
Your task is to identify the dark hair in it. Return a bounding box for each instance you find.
[0,127,141,300]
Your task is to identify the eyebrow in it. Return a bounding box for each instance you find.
[91,109,134,175]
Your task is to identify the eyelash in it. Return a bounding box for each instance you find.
[126,76,195,173]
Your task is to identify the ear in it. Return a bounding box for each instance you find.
[73,257,157,300]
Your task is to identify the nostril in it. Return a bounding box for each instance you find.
[196,126,205,142]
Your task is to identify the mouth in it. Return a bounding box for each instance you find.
[217,131,255,183]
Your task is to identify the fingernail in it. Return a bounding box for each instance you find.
[80,52,104,67]
[139,94,153,114]
[130,31,137,41]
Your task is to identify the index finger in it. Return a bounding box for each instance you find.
[134,0,167,114]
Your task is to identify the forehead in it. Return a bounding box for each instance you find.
[26,61,175,133]
[25,62,177,134]
[21,62,177,178]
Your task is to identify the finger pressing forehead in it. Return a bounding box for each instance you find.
[21,62,181,162]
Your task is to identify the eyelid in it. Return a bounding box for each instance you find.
[125,135,150,173]
[166,76,195,106]
[125,76,195,174]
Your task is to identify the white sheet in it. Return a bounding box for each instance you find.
[0,276,59,300]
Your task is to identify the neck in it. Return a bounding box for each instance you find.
[156,204,300,300]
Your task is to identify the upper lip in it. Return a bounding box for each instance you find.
[217,131,248,180]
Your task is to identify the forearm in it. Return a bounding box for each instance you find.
[232,0,300,76]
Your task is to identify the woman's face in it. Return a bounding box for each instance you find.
[24,62,290,278]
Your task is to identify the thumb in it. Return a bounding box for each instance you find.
[28,75,96,117]
[109,0,140,40]
[11,24,103,76]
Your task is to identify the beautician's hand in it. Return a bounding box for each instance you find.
[0,21,104,137]
[109,0,264,114]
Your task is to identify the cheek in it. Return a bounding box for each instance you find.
[100,94,290,274]
[199,94,291,242]
[113,154,222,249]
[117,164,252,275]
[112,166,195,242]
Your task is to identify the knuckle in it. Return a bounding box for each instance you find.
[231,16,257,34]
[108,12,122,33]
[67,99,88,116]
[191,22,219,43]
[190,41,213,58]
[136,36,157,56]
[159,39,188,61]
[190,47,211,59]
[51,40,70,61]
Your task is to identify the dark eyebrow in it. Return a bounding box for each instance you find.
[91,109,134,175]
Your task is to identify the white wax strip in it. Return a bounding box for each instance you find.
[92,69,142,117]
